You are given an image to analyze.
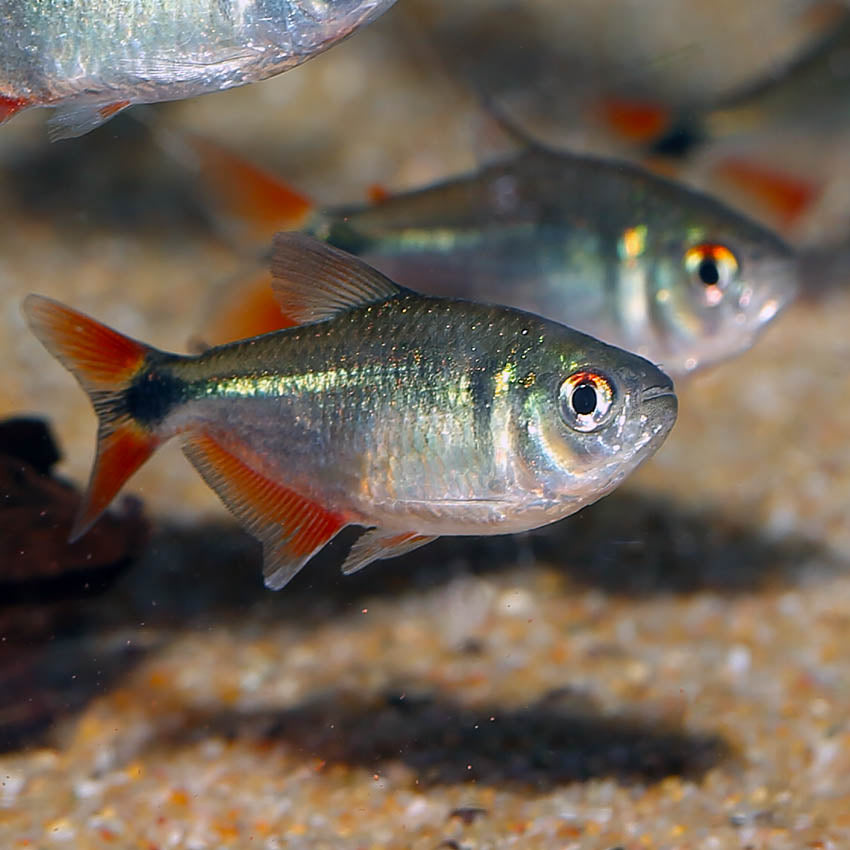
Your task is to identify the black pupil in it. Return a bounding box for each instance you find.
[697,257,720,285]
[572,383,597,416]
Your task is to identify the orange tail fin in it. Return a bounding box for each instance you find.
[595,97,673,144]
[22,295,161,540]
[712,157,821,231]
[202,267,298,348]
[184,135,315,241]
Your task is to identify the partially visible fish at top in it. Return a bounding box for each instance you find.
[401,0,840,155]
[23,234,677,589]
[0,0,396,140]
[186,138,798,376]
[601,13,850,160]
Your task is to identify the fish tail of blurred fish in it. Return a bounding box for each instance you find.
[709,158,822,232]
[594,96,740,159]
[149,129,325,345]
[147,124,316,241]
[595,97,688,150]
[593,96,822,232]
[22,296,166,541]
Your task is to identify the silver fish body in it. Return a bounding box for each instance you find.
[308,148,797,375]
[24,234,677,589]
[0,0,395,138]
[173,295,675,534]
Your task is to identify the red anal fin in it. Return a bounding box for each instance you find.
[0,95,32,124]
[187,135,314,236]
[595,97,672,143]
[72,424,157,541]
[181,431,347,589]
[203,270,298,347]
[340,529,436,576]
[713,157,821,229]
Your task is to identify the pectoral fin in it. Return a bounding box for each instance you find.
[47,98,132,141]
[341,529,436,576]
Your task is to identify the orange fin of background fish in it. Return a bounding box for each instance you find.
[22,295,159,539]
[185,134,314,236]
[595,97,672,143]
[368,184,392,204]
[340,529,436,575]
[799,0,850,31]
[203,268,298,347]
[712,157,821,229]
[0,95,32,124]
[271,232,402,325]
[47,98,133,141]
[181,431,347,589]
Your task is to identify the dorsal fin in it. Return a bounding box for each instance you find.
[270,232,403,326]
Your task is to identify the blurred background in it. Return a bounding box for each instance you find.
[2,1,850,846]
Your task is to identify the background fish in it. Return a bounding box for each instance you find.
[0,0,396,139]
[605,13,850,159]
[23,234,676,590]
[189,141,798,376]
[401,0,840,155]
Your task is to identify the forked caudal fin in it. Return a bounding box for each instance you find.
[22,295,161,540]
[711,157,822,231]
[178,133,315,239]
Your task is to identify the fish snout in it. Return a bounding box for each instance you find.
[638,369,678,435]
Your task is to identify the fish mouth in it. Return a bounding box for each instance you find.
[641,382,676,402]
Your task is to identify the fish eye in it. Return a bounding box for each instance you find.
[558,370,616,432]
[684,243,739,303]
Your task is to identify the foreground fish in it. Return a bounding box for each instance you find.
[24,234,677,589]
[0,0,395,140]
[191,142,797,375]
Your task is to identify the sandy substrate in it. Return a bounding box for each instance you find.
[1,5,849,848]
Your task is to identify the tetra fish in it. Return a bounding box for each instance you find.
[23,234,677,589]
[186,141,797,376]
[0,0,396,139]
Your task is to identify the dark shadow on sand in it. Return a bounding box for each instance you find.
[1,487,839,755]
[99,488,841,631]
[139,687,732,790]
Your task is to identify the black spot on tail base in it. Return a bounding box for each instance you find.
[125,365,187,426]
[649,119,705,159]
